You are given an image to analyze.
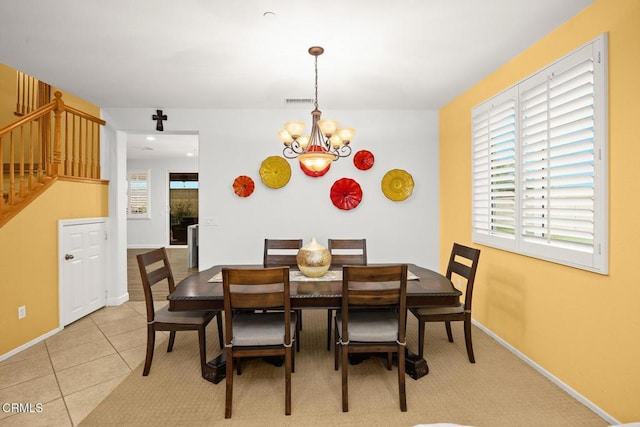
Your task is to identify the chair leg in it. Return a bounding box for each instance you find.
[464,318,475,363]
[334,319,340,371]
[327,309,333,351]
[398,346,407,412]
[197,326,208,377]
[285,347,292,415]
[225,348,233,419]
[167,331,176,352]
[445,321,454,342]
[143,326,155,376]
[216,313,224,349]
[386,352,392,370]
[417,318,425,359]
[341,344,349,412]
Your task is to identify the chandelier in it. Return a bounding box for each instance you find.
[277,46,355,172]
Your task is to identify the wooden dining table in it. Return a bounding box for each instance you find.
[168,263,461,384]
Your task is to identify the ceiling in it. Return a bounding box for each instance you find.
[0,0,593,111]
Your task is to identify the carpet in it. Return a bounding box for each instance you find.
[80,310,607,427]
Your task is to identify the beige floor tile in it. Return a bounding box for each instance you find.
[61,315,97,333]
[0,355,53,390]
[0,374,61,421]
[56,353,131,396]
[0,398,71,427]
[49,339,116,371]
[106,326,147,353]
[45,325,105,354]
[89,305,139,325]
[64,373,129,426]
[126,301,148,316]
[117,344,147,371]
[96,315,147,338]
[0,342,47,367]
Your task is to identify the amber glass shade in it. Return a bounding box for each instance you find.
[336,127,355,142]
[317,119,338,136]
[298,152,334,172]
[277,130,293,144]
[284,121,305,138]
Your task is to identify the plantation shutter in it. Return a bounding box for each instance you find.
[127,171,150,217]
[472,88,517,249]
[520,46,596,255]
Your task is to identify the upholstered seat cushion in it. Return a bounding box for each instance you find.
[336,310,398,342]
[153,305,213,324]
[412,302,464,316]
[231,312,297,347]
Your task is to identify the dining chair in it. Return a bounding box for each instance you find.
[326,238,367,350]
[334,264,408,412]
[136,247,223,377]
[222,267,297,418]
[263,238,303,351]
[409,242,481,363]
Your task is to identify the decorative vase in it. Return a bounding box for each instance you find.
[296,237,332,278]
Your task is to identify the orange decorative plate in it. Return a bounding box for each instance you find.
[353,150,375,170]
[381,169,414,201]
[259,156,291,189]
[330,178,363,210]
[233,175,255,197]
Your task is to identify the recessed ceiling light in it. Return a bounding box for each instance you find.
[145,136,155,141]
[186,152,194,157]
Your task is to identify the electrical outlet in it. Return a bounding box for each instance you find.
[18,305,26,319]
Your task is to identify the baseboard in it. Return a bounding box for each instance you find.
[0,327,62,362]
[107,292,129,306]
[472,319,618,425]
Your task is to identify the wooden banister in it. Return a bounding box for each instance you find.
[1,91,106,227]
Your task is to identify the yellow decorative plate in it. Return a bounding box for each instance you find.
[381,169,414,201]
[259,156,291,189]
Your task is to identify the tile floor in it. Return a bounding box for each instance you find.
[0,301,167,426]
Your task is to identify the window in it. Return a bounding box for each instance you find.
[127,170,150,219]
[472,34,608,274]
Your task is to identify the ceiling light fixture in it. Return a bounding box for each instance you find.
[277,46,355,172]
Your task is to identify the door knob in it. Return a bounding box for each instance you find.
[65,254,74,260]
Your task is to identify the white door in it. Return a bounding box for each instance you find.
[59,219,107,326]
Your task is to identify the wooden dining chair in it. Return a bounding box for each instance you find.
[326,239,367,350]
[409,243,481,363]
[334,264,408,412]
[263,238,303,350]
[222,267,297,418]
[136,247,223,377]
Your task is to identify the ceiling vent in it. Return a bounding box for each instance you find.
[285,98,314,104]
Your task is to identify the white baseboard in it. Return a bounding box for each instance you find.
[472,319,619,425]
[0,327,62,362]
[107,292,129,306]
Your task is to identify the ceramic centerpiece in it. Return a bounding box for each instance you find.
[296,237,332,278]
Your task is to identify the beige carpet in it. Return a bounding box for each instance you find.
[80,310,607,427]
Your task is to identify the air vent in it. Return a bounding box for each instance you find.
[285,98,314,104]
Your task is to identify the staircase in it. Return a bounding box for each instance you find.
[0,91,105,227]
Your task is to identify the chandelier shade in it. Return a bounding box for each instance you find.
[278,46,355,172]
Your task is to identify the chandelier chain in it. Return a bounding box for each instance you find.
[314,55,319,110]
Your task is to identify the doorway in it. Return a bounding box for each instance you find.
[169,172,198,245]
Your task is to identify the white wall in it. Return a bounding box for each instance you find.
[103,107,440,270]
[127,156,198,247]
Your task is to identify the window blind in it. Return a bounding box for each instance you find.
[127,171,150,218]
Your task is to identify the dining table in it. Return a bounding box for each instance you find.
[168,263,461,384]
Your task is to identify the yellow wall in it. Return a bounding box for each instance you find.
[0,179,108,355]
[439,0,640,422]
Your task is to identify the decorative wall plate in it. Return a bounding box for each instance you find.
[330,178,363,210]
[233,175,255,197]
[353,150,375,170]
[300,161,331,177]
[381,169,414,201]
[259,156,291,189]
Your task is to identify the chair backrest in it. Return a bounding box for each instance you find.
[445,243,481,312]
[341,264,408,342]
[328,239,367,267]
[222,267,292,346]
[263,239,303,267]
[136,247,175,322]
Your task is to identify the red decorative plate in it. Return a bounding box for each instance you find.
[233,175,255,197]
[300,161,331,177]
[330,178,363,210]
[353,150,375,170]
